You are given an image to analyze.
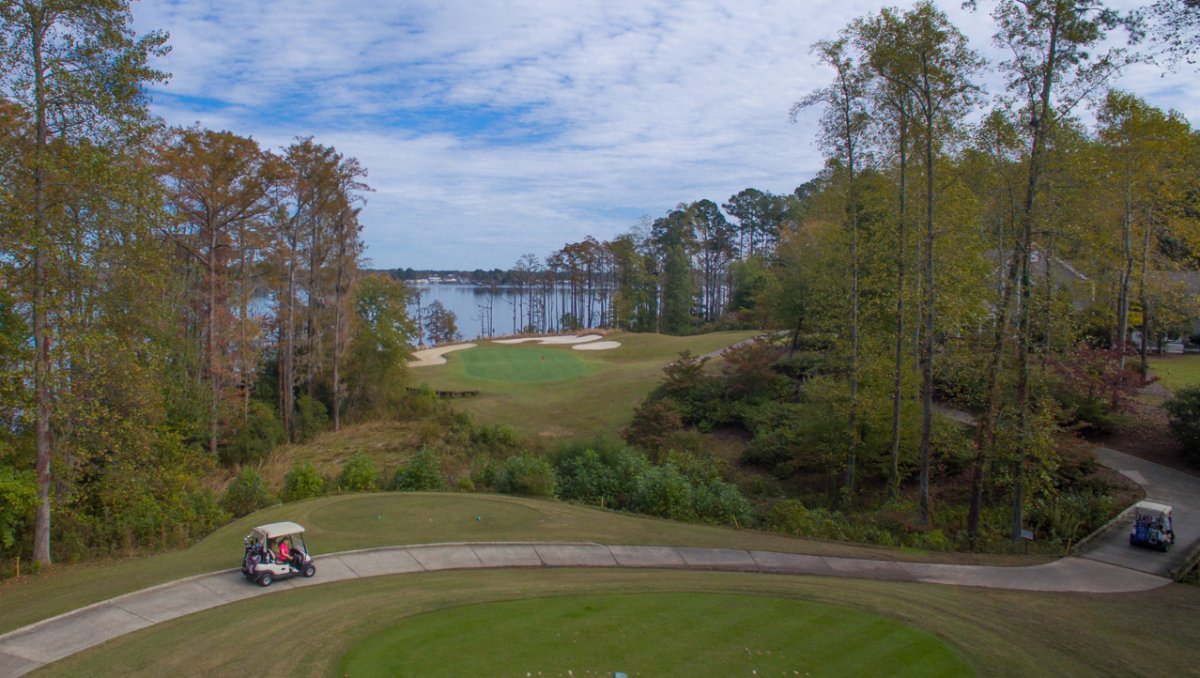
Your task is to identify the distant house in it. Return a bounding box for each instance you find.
[988,244,1094,310]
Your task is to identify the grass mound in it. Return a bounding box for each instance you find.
[459,344,595,383]
[338,592,971,677]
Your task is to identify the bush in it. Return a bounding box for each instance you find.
[631,464,696,521]
[692,480,752,527]
[622,400,683,458]
[222,400,285,467]
[761,499,845,540]
[295,394,330,442]
[932,348,991,413]
[0,465,36,551]
[495,453,557,498]
[281,462,326,502]
[392,448,445,491]
[179,489,229,540]
[339,452,380,492]
[556,449,619,505]
[1165,386,1200,465]
[221,468,273,518]
[470,423,521,455]
[554,439,650,508]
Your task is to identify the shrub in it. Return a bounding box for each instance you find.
[339,452,380,492]
[392,448,445,491]
[761,499,845,540]
[281,462,326,502]
[495,453,557,498]
[631,464,696,521]
[179,489,229,539]
[0,465,36,550]
[295,394,330,442]
[692,480,752,527]
[554,439,650,509]
[222,400,284,467]
[556,449,619,505]
[470,459,503,491]
[470,423,521,455]
[1165,386,1200,465]
[622,400,683,458]
[931,348,991,413]
[221,468,273,518]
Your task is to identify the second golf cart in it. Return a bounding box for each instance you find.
[1129,501,1175,552]
[241,521,316,586]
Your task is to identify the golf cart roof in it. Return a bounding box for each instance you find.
[250,521,306,540]
[1134,501,1172,515]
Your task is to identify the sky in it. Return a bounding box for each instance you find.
[130,1,1196,270]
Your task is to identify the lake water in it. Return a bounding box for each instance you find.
[408,283,528,342]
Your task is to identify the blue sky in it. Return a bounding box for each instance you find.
[131,0,1196,270]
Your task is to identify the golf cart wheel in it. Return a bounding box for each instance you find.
[1129,535,1136,546]
[303,563,316,578]
[258,572,273,587]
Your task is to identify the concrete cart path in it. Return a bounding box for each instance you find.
[0,541,1169,677]
[1076,447,1200,576]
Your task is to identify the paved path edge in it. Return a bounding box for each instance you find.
[0,541,1172,677]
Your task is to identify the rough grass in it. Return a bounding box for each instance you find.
[410,330,757,439]
[1149,354,1200,393]
[338,592,971,677]
[0,493,1045,636]
[36,568,1200,678]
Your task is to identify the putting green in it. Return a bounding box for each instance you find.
[459,345,596,383]
[338,592,971,677]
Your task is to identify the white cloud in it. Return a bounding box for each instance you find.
[132,0,1197,269]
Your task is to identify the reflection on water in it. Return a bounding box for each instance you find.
[408,284,528,342]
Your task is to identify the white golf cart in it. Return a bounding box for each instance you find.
[241,521,316,586]
[1129,501,1175,552]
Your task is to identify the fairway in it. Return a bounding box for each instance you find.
[338,593,971,677]
[414,330,759,438]
[460,344,596,383]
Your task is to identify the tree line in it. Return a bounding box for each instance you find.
[0,2,415,567]
[437,0,1199,545]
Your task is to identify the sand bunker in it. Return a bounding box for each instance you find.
[408,343,477,367]
[493,334,603,345]
[572,340,621,351]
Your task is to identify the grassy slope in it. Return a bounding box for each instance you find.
[39,568,1200,678]
[0,493,1044,636]
[409,330,757,439]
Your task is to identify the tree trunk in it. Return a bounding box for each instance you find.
[1115,180,1133,379]
[888,110,908,503]
[918,107,935,526]
[1138,208,1153,382]
[282,235,297,440]
[1010,6,1064,544]
[32,14,52,564]
[208,225,219,456]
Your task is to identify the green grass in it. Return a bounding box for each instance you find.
[1149,354,1200,392]
[411,330,757,439]
[36,568,1200,677]
[338,592,971,677]
[0,493,1042,636]
[458,344,596,383]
